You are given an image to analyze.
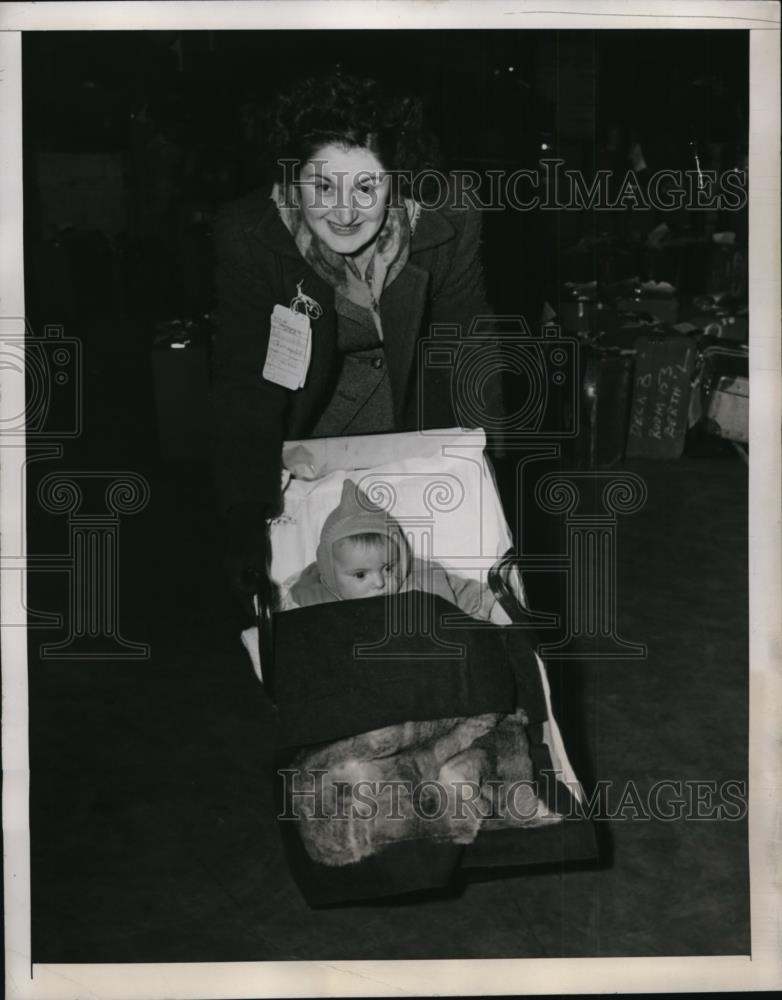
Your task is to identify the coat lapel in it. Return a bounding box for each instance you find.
[379,209,456,421]
[411,206,455,253]
[380,262,430,423]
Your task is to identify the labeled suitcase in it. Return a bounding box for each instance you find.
[625,335,697,461]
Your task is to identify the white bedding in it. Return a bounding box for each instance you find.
[270,428,512,587]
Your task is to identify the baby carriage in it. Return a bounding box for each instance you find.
[245,428,597,906]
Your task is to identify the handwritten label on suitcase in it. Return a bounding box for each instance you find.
[626,335,696,460]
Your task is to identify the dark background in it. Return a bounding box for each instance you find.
[20,27,750,592]
[20,29,751,963]
[23,29,748,333]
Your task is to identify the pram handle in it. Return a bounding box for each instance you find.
[488,547,541,635]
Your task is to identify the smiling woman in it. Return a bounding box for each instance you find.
[295,146,392,260]
[211,72,504,613]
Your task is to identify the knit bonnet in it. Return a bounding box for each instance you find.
[316,478,410,596]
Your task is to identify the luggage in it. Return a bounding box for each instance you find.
[704,375,749,443]
[625,334,698,461]
[574,350,635,469]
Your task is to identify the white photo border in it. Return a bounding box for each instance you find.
[2,2,780,997]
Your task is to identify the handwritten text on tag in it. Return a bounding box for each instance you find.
[262,304,312,390]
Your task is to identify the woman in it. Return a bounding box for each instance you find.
[212,73,503,611]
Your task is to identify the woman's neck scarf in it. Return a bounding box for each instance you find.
[271,182,421,341]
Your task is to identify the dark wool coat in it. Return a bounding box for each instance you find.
[211,186,499,514]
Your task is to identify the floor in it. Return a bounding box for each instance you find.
[20,322,750,960]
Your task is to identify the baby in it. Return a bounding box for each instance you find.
[287,478,508,623]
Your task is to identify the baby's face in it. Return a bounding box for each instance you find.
[332,536,403,600]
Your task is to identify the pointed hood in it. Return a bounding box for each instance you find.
[316,478,410,597]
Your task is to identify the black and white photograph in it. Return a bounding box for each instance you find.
[1,2,780,997]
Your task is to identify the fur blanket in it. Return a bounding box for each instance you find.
[282,709,560,867]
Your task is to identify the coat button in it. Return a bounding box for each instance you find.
[372,357,384,369]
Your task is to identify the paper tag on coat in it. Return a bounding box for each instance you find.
[262,305,312,390]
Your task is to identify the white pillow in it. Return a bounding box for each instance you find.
[269,429,513,587]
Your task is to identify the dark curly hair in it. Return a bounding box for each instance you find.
[266,72,440,198]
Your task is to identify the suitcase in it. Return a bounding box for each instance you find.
[704,375,749,443]
[574,350,635,469]
[625,335,697,461]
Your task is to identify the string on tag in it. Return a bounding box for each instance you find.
[289,281,323,320]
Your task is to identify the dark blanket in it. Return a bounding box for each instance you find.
[271,592,590,888]
[272,590,545,747]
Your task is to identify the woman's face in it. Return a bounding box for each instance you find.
[295,143,391,256]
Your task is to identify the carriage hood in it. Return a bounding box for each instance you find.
[316,478,411,597]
